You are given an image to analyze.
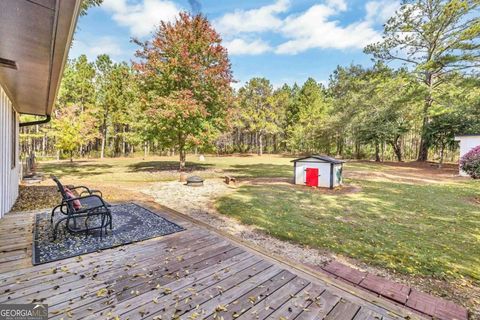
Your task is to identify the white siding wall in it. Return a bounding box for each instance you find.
[455,136,480,176]
[294,160,332,188]
[333,163,343,187]
[0,85,20,217]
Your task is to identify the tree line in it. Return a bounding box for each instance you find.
[20,0,480,169]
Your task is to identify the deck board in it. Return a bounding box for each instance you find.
[0,202,426,320]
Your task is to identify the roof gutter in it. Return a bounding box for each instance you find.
[19,115,51,127]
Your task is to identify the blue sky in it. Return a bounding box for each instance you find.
[70,0,400,88]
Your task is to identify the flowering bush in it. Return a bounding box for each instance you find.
[460,145,480,178]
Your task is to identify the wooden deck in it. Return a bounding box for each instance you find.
[0,202,426,320]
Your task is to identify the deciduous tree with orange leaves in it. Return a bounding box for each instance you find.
[133,12,234,170]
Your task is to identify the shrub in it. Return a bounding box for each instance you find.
[460,145,480,178]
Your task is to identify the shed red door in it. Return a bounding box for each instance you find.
[305,168,318,187]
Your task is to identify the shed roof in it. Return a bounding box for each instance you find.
[291,155,345,164]
[454,134,480,139]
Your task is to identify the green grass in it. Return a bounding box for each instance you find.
[39,154,295,184]
[216,178,480,282]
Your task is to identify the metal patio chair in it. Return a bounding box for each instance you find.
[50,175,112,240]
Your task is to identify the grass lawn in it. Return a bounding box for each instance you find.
[35,155,480,284]
[38,155,294,184]
[217,168,480,283]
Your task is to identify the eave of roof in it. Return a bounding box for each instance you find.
[291,155,345,164]
[0,0,82,116]
[454,134,480,138]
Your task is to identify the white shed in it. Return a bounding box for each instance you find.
[454,135,480,176]
[292,155,344,189]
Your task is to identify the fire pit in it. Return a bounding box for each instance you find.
[186,176,204,187]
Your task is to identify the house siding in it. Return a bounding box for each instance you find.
[0,85,20,217]
[455,136,480,176]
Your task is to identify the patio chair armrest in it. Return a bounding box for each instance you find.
[70,186,92,195]
[87,189,103,198]
[65,194,109,208]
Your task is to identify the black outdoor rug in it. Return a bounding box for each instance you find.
[33,203,184,265]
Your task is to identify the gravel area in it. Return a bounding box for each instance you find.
[142,178,334,267]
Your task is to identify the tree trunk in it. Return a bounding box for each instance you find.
[438,144,445,168]
[375,142,381,162]
[100,112,108,159]
[336,135,344,157]
[417,113,429,161]
[390,137,403,162]
[178,133,186,171]
[100,135,106,159]
[122,126,126,156]
[42,133,46,157]
[179,148,186,171]
[417,73,434,162]
[258,132,263,156]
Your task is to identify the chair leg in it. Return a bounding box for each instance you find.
[52,216,68,240]
[51,204,61,223]
[108,212,112,232]
[104,214,109,235]
[100,214,106,239]
[84,216,90,238]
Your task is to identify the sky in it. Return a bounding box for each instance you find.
[70,0,401,89]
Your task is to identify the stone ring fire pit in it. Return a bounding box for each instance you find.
[186,176,204,187]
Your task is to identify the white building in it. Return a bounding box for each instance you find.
[455,135,480,176]
[292,155,344,189]
[0,0,81,217]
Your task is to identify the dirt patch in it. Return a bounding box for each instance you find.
[466,196,480,206]
[348,161,466,184]
[237,177,293,185]
[237,177,362,194]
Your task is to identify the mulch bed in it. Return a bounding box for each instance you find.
[33,203,184,265]
[11,185,60,212]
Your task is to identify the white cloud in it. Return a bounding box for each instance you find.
[326,0,347,11]
[365,0,400,23]
[214,0,290,35]
[102,0,181,37]
[224,38,272,55]
[276,4,381,54]
[70,36,126,61]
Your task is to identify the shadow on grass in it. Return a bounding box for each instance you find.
[226,163,292,178]
[39,162,114,178]
[216,180,480,281]
[128,161,214,173]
